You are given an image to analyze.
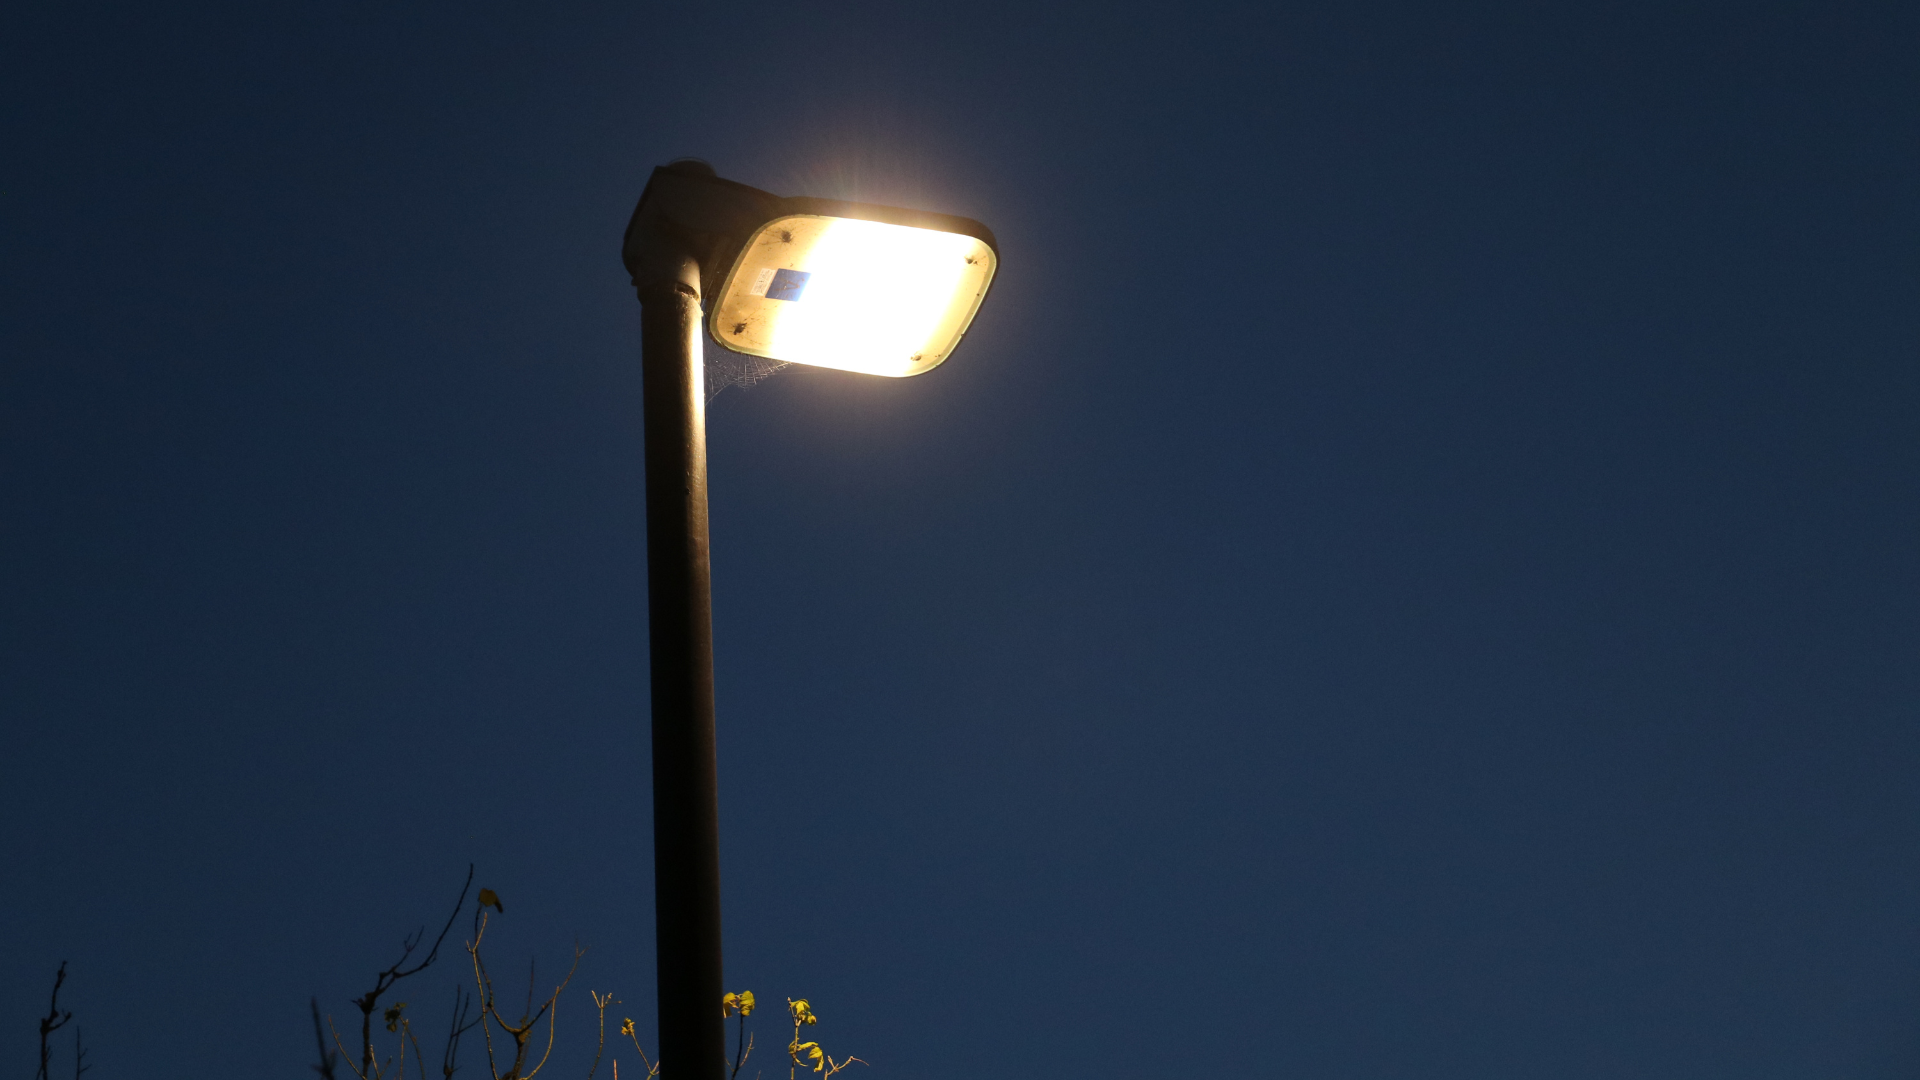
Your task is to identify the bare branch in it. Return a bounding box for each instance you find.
[36,962,75,1080]
[822,1056,867,1079]
[621,1019,661,1079]
[485,944,582,1080]
[467,910,505,1078]
[312,998,341,1080]
[525,959,538,1026]
[329,1014,374,1080]
[409,1019,431,1080]
[354,866,476,1076]
[517,950,579,1080]
[588,992,617,1080]
[442,985,481,1079]
[730,1032,754,1080]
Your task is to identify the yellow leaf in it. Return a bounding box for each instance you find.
[477,888,504,913]
[740,991,755,1016]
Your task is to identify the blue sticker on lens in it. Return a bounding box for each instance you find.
[765,268,812,302]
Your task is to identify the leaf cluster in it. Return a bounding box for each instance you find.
[784,998,863,1080]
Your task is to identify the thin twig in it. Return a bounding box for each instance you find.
[822,1056,867,1079]
[588,992,617,1080]
[731,1021,754,1080]
[408,1018,430,1080]
[621,1019,661,1079]
[312,998,341,1080]
[328,1014,374,1080]
[467,910,504,1078]
[442,985,480,1079]
[37,961,74,1080]
[491,945,582,1079]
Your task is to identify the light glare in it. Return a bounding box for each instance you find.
[710,215,996,377]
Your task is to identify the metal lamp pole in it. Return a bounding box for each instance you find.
[622,157,996,1080]
[632,177,726,1080]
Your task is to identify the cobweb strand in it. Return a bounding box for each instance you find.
[704,338,791,403]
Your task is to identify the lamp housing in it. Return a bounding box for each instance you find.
[623,164,998,378]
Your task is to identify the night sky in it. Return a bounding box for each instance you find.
[4,3,1918,1078]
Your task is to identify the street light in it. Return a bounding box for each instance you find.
[620,160,998,1080]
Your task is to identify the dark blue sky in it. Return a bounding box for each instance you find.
[4,2,1917,1077]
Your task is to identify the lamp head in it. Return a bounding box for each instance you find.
[623,165,998,378]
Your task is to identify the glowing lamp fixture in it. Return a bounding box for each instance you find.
[622,165,999,377]
[711,211,995,376]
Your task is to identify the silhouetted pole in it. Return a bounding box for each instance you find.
[638,241,725,1080]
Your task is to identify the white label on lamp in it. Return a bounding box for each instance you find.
[748,267,776,298]
[765,268,812,302]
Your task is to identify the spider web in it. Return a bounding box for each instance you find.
[703,332,790,403]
